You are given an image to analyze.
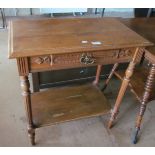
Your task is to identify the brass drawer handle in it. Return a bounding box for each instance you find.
[80,53,95,65]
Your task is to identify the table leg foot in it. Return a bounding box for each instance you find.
[108,120,114,129]
[92,80,99,86]
[132,128,140,144]
[28,128,35,145]
[108,109,119,128]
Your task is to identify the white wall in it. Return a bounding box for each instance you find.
[4,8,40,16]
[3,8,134,17]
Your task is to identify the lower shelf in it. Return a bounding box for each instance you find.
[31,84,111,128]
[115,67,155,102]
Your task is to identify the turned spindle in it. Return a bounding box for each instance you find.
[132,64,155,144]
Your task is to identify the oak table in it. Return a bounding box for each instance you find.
[8,18,152,145]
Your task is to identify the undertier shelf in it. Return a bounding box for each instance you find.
[31,84,111,128]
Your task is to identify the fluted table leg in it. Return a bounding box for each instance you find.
[132,64,155,144]
[20,76,35,145]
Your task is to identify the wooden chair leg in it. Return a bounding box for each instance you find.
[132,64,155,144]
[108,48,139,128]
[93,65,102,86]
[102,63,119,91]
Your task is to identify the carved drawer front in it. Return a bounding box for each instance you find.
[29,48,139,72]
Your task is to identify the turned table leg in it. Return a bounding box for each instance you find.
[108,48,139,128]
[132,64,155,144]
[102,63,119,91]
[20,76,35,145]
[93,65,102,86]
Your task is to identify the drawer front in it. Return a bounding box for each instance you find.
[29,48,139,72]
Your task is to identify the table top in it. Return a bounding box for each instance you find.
[9,17,153,59]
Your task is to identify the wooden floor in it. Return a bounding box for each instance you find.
[32,84,111,128]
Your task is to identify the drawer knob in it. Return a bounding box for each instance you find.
[80,53,95,65]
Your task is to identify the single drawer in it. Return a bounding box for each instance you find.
[29,48,139,72]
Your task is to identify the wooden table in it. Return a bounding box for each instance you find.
[8,18,152,145]
[115,18,155,143]
[31,17,155,92]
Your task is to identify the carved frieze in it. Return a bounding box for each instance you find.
[32,56,51,64]
[30,48,134,71]
[118,49,131,58]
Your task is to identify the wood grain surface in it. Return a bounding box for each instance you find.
[31,84,111,128]
[9,18,153,58]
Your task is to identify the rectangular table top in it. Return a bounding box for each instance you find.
[9,17,153,59]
